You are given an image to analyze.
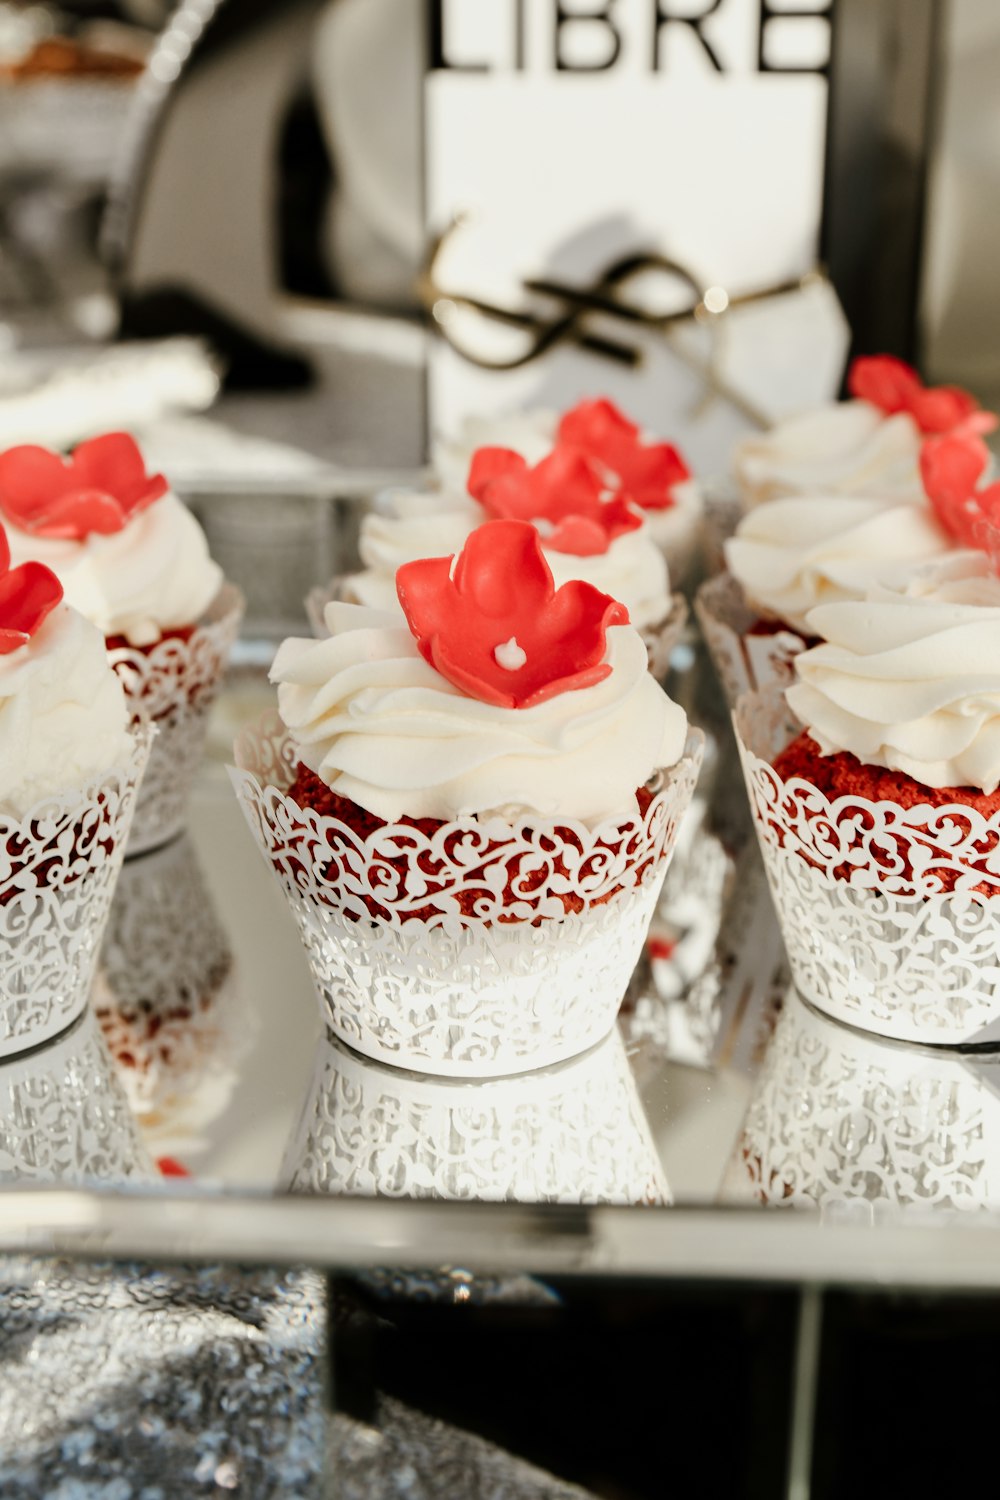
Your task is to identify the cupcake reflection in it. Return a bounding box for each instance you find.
[0,1011,152,1184]
[725,988,1000,1213]
[93,833,247,1154]
[281,1028,668,1206]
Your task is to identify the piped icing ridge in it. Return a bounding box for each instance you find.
[724,493,965,634]
[272,521,687,825]
[735,356,994,508]
[786,561,1000,793]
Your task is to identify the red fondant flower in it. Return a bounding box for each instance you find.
[0,523,64,655]
[466,445,641,557]
[557,397,691,511]
[396,519,629,709]
[920,432,1000,554]
[0,433,168,540]
[848,355,997,437]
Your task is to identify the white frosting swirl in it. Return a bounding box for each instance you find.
[5,492,223,646]
[0,603,132,817]
[734,401,924,508]
[786,568,1000,791]
[724,495,960,633]
[346,493,672,631]
[433,410,558,494]
[272,601,687,825]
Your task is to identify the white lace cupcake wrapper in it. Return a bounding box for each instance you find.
[734,686,1000,1045]
[695,572,807,708]
[0,724,153,1060]
[0,1010,153,1184]
[281,1028,669,1204]
[93,833,242,1123]
[109,583,244,856]
[728,991,1000,1213]
[231,712,703,1077]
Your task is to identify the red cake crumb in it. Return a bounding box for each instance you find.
[284,762,655,924]
[746,615,820,646]
[772,731,1000,893]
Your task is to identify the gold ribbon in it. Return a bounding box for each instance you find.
[418,219,827,429]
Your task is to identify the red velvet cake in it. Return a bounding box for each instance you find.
[287,760,656,924]
[772,731,1000,894]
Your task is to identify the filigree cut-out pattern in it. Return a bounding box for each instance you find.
[109,583,243,853]
[232,712,702,1076]
[695,572,805,708]
[735,993,1000,1212]
[735,688,1000,1043]
[0,724,152,1058]
[0,1012,152,1183]
[282,1030,668,1204]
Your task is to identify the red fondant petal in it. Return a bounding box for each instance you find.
[964,410,1000,437]
[976,481,1000,528]
[454,516,554,616]
[477,472,548,527]
[625,443,690,509]
[72,432,167,512]
[428,636,518,709]
[910,385,980,435]
[532,446,607,509]
[0,445,76,529]
[558,397,690,510]
[31,489,128,538]
[0,560,63,643]
[474,444,631,554]
[394,552,456,670]
[467,447,526,501]
[0,629,30,655]
[396,519,630,709]
[559,397,639,457]
[546,516,615,556]
[920,433,989,509]
[848,355,922,415]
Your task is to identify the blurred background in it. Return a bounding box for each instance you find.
[0,0,995,631]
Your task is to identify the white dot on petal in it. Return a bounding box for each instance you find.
[494,637,527,671]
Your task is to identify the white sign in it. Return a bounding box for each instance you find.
[424,0,838,463]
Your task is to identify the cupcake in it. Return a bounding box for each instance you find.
[726,988,1000,1214]
[435,395,701,584]
[0,528,151,1056]
[0,432,244,854]
[734,557,1000,1044]
[697,491,969,704]
[338,442,687,682]
[234,518,702,1077]
[733,354,995,509]
[282,1028,668,1205]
